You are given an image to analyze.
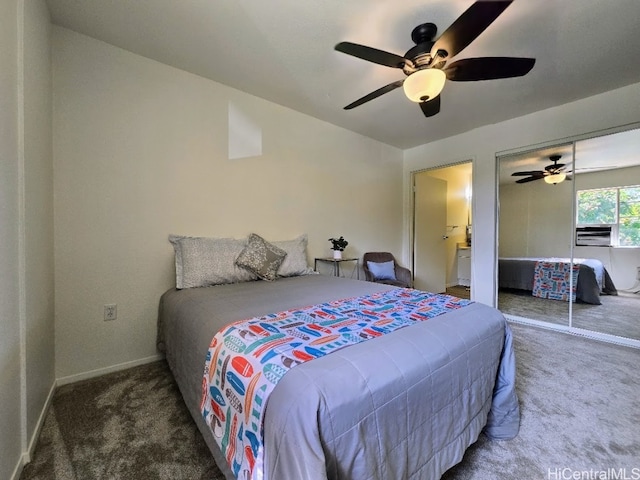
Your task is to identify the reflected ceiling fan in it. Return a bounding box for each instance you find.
[512,155,571,185]
[334,0,535,118]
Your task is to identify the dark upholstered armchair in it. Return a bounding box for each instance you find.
[362,252,413,288]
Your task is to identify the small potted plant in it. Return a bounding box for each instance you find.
[328,236,348,259]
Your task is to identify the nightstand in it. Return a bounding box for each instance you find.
[314,258,359,279]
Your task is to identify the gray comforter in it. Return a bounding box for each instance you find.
[157,275,519,480]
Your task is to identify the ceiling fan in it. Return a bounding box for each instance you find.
[511,155,571,184]
[334,0,535,118]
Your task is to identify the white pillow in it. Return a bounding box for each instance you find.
[272,234,315,277]
[169,235,258,289]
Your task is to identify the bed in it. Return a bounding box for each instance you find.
[157,273,520,480]
[498,257,617,305]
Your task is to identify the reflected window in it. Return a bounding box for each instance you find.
[576,185,640,247]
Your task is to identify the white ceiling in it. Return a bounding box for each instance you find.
[498,127,640,185]
[45,0,640,150]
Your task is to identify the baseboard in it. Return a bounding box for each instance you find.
[56,354,164,386]
[9,455,25,480]
[506,316,640,349]
[24,380,57,464]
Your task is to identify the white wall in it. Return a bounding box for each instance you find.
[52,27,404,380]
[499,179,574,258]
[23,0,55,452]
[403,82,640,306]
[0,1,23,478]
[0,1,54,478]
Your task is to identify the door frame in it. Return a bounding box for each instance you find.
[409,160,473,295]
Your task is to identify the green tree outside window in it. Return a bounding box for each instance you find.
[619,186,640,246]
[577,188,616,224]
[577,186,640,247]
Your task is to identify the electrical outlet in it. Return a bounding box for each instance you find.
[104,304,117,321]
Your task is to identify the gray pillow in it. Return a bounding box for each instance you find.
[272,234,315,277]
[236,233,287,282]
[169,235,258,289]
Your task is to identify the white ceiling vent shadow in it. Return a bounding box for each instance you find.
[228,102,262,160]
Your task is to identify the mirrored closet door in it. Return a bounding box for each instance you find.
[497,143,574,329]
[570,129,640,341]
[497,127,640,343]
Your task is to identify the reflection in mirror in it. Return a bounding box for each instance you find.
[497,144,574,327]
[497,127,640,343]
[570,128,640,341]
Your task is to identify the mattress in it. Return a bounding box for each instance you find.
[157,274,519,479]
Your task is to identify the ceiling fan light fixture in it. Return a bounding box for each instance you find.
[544,172,566,185]
[403,68,446,103]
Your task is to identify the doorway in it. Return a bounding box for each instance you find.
[412,161,473,298]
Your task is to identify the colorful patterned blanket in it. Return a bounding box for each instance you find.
[532,261,580,301]
[201,288,471,480]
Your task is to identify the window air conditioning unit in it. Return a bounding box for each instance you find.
[575,226,612,247]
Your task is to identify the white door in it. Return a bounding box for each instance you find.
[413,173,447,293]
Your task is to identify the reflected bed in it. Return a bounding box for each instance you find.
[498,257,617,304]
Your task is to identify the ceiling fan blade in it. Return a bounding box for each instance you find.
[419,95,441,117]
[335,42,409,69]
[444,57,535,81]
[431,1,513,59]
[545,163,565,172]
[512,171,544,177]
[344,80,404,110]
[516,175,544,184]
